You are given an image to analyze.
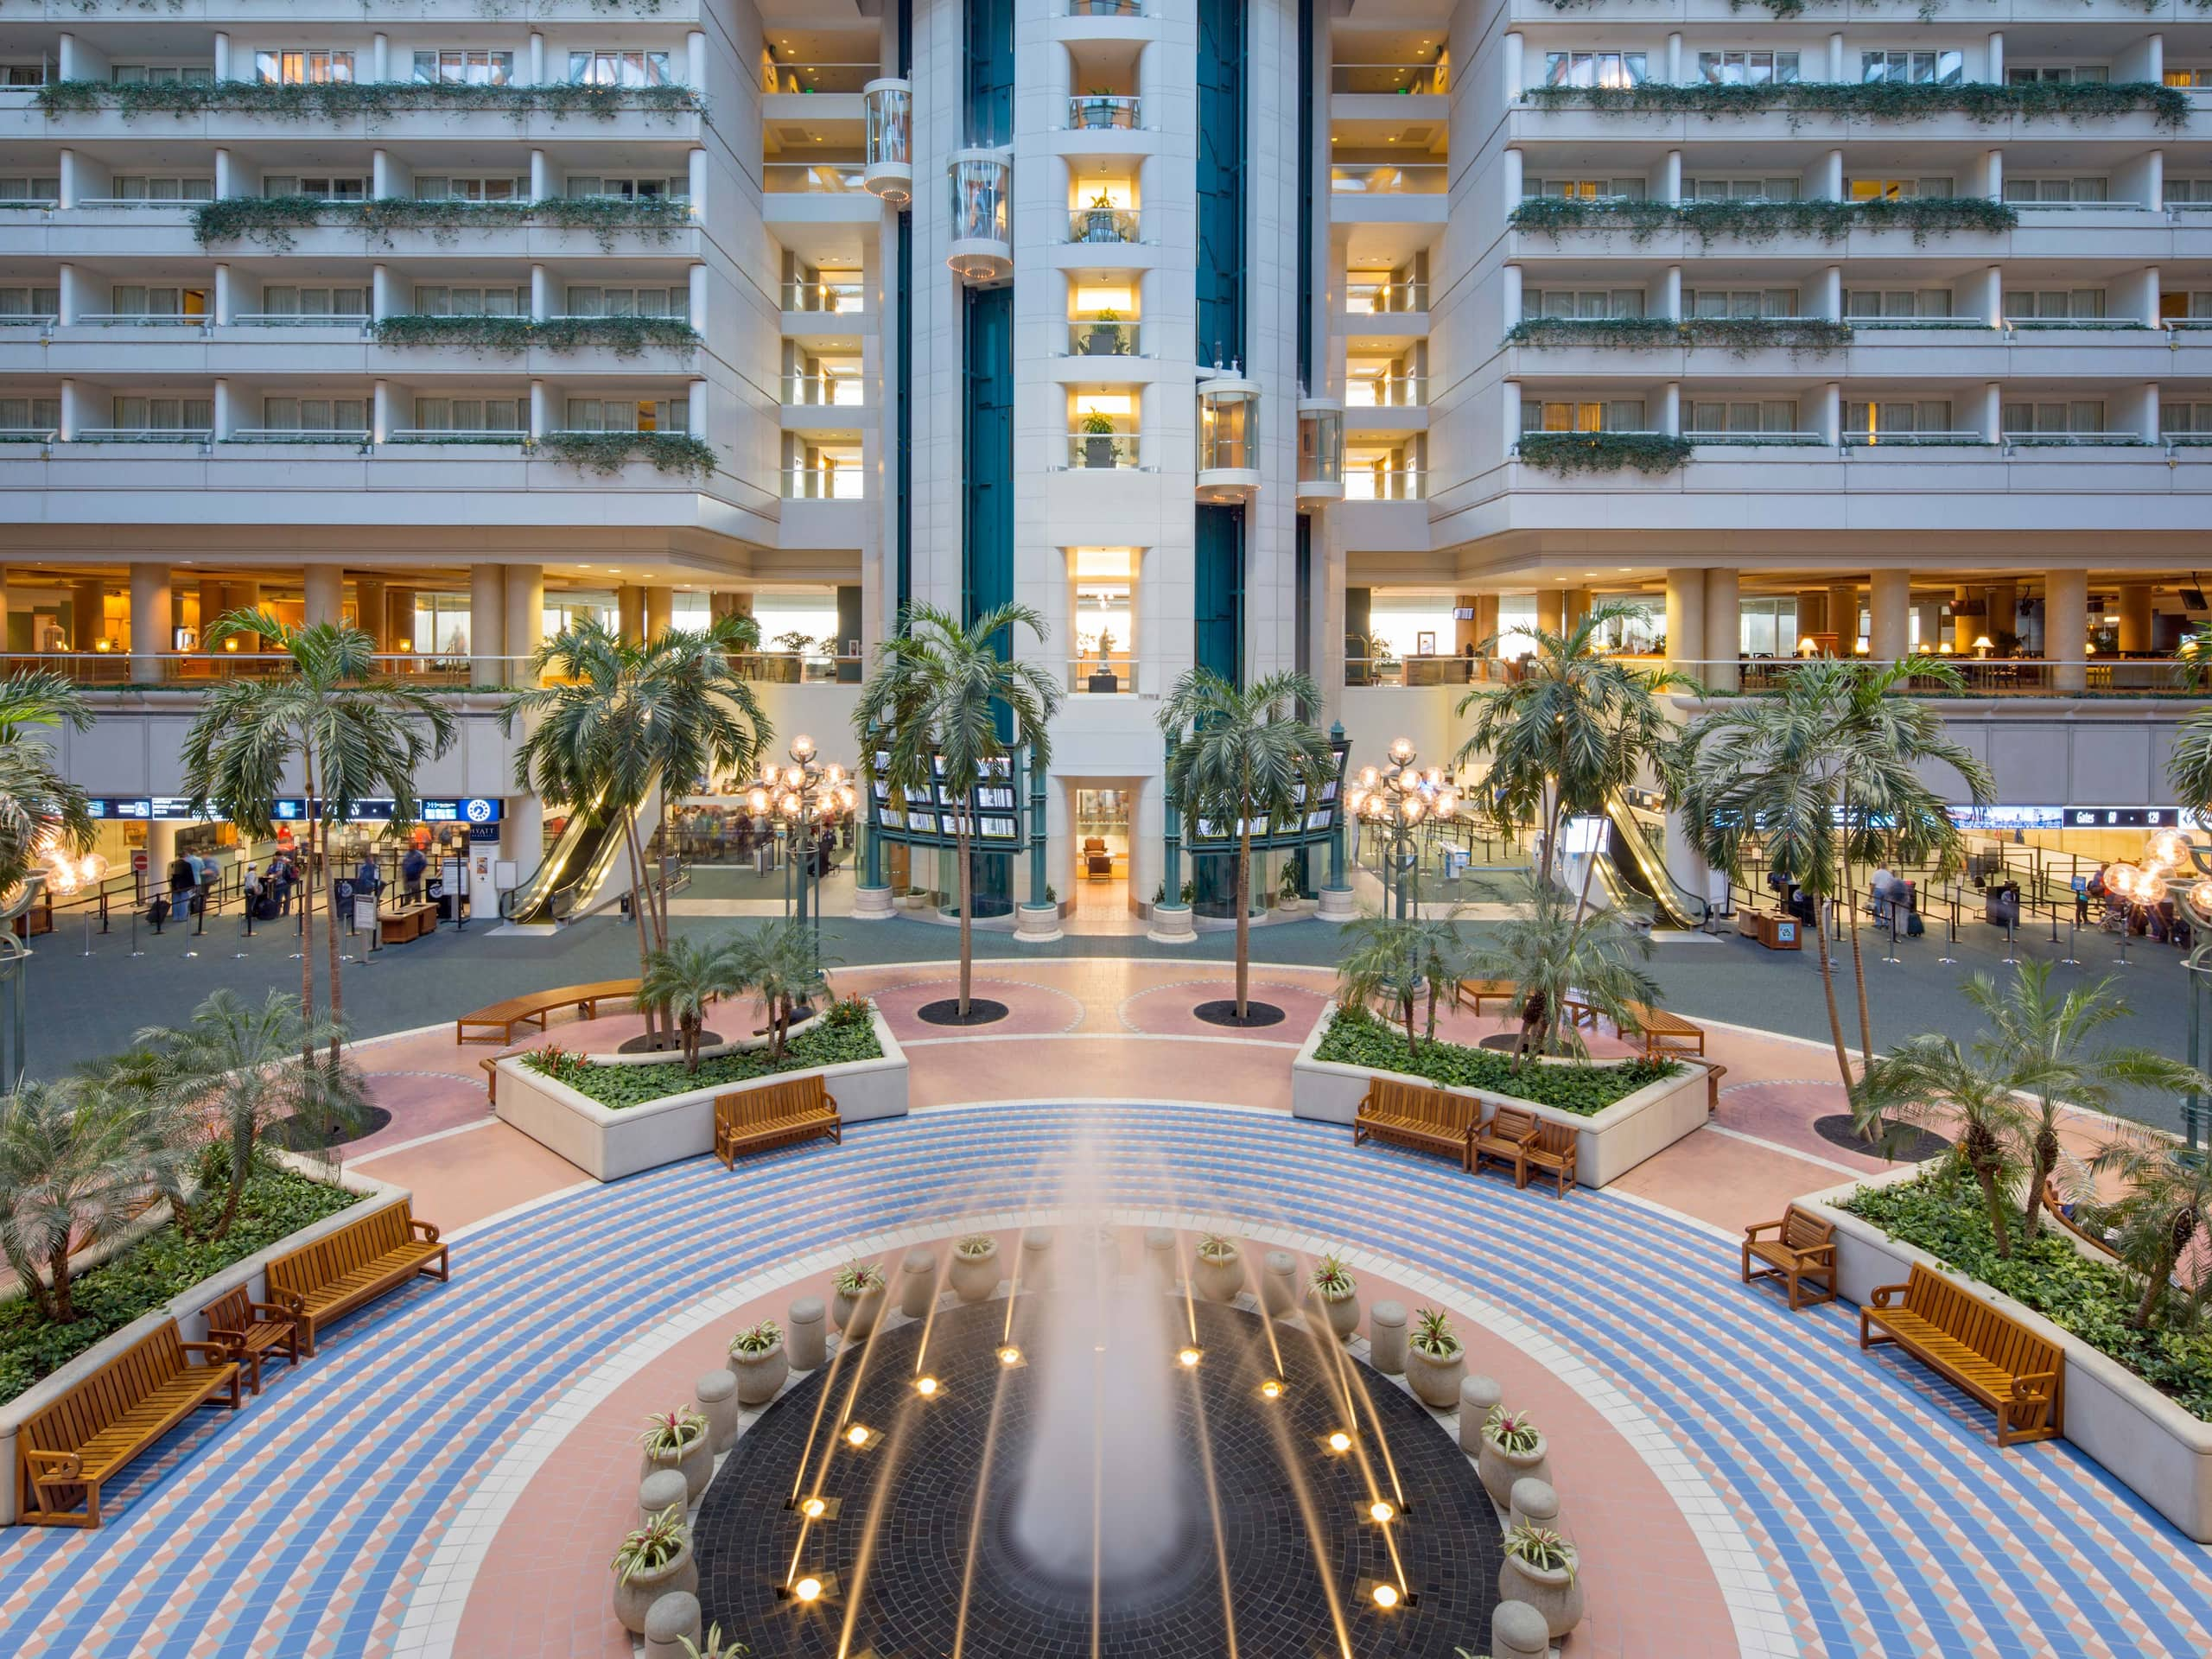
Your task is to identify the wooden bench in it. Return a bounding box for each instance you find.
[200,1282,302,1395]
[1522,1120,1579,1198]
[1471,1105,1541,1185]
[715,1073,842,1168]
[1741,1205,1837,1309]
[455,978,641,1045]
[379,903,437,945]
[2042,1177,2121,1262]
[1351,1078,1478,1172]
[1618,1000,1707,1059]
[1453,978,1521,1017]
[16,1319,239,1527]
[1860,1262,2064,1446]
[265,1200,448,1356]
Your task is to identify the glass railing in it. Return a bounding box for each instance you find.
[1068,205,1141,243]
[1069,0,1141,13]
[1345,375,1427,408]
[1331,165,1447,195]
[1841,429,1988,446]
[1331,64,1449,95]
[0,652,517,686]
[1683,430,1824,445]
[731,650,861,683]
[780,373,867,407]
[1065,431,1140,468]
[0,426,56,441]
[76,312,210,327]
[781,279,864,313]
[226,428,371,442]
[764,162,869,194]
[1345,280,1428,313]
[385,428,528,442]
[1344,655,1495,687]
[73,427,212,442]
[1343,467,1425,500]
[232,312,371,328]
[781,466,867,499]
[763,62,878,95]
[0,314,54,327]
[1065,319,1141,356]
[1067,94,1141,130]
[1067,656,1137,691]
[1999,431,2146,446]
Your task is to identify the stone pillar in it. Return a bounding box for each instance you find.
[1869,569,1911,664]
[505,563,544,688]
[1562,588,1592,633]
[302,565,344,628]
[2118,582,2155,654]
[645,586,673,639]
[469,563,505,685]
[0,569,11,653]
[231,582,264,650]
[1951,585,1977,653]
[1700,567,1738,691]
[618,584,645,643]
[128,563,170,681]
[1989,579,2019,650]
[387,587,417,654]
[2047,569,2088,691]
[1452,593,1482,655]
[1663,567,1705,676]
[356,577,389,650]
[1827,582,1859,652]
[1795,589,1826,644]
[70,577,104,651]
[501,793,543,883]
[1534,588,1564,637]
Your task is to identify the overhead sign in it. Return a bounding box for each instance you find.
[1948,804,2184,830]
[78,795,501,825]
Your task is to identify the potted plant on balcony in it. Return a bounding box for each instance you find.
[611,1504,696,1636]
[832,1258,888,1341]
[1306,1251,1360,1339]
[727,1318,788,1407]
[1085,190,1122,243]
[1087,627,1120,694]
[1081,410,1120,469]
[1084,308,1125,357]
[1406,1305,1466,1408]
[949,1232,1001,1302]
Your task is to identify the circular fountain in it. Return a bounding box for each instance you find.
[689,1234,1500,1657]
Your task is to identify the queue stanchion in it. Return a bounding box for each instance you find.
[98,889,109,935]
[2001,912,2021,966]
[1881,906,1902,965]
[1939,891,1959,965]
[79,908,93,959]
[2062,916,2082,966]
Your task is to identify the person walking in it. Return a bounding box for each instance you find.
[401,843,428,904]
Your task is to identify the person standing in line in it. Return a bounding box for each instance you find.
[401,843,429,905]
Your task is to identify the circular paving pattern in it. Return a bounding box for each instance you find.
[692,1298,1499,1658]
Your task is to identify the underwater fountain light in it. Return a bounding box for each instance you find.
[1326,1431,1352,1453]
[801,1497,829,1519]
[998,1344,1024,1367]
[794,1576,824,1602]
[1259,1378,1284,1400]
[1370,1583,1399,1610]
[1177,1346,1203,1369]
[914,1375,941,1397]
[1369,1500,1396,1524]
[846,1424,874,1448]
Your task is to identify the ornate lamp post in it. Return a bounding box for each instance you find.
[1343,737,1459,920]
[746,734,857,942]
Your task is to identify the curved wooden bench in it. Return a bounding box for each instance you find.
[265,1200,448,1356]
[1741,1205,1836,1310]
[1352,1078,1478,1172]
[455,978,641,1045]
[715,1074,841,1168]
[1860,1262,2063,1446]
[16,1319,239,1527]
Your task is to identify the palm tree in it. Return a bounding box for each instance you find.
[0,1073,179,1324]
[2089,1140,2212,1330]
[137,988,368,1240]
[1948,963,2208,1242]
[1452,602,1691,895]
[1159,669,1332,1020]
[852,603,1061,1019]
[639,937,742,1073]
[1675,656,1994,1096]
[1462,878,1660,1063]
[505,614,769,1039]
[725,918,827,1060]
[180,613,457,1063]
[1854,1036,2033,1256]
[0,669,95,904]
[1334,912,1426,1055]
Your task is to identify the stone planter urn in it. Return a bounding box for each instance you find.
[641,1430,712,1502]
[1499,1543,1584,1639]
[613,1541,696,1636]
[1191,1241,1244,1304]
[1309,1281,1360,1343]
[833,1277,887,1343]
[1406,1341,1466,1410]
[950,1237,1001,1303]
[1478,1427,1552,1512]
[728,1337,789,1408]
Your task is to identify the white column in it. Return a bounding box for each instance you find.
[303,564,344,626]
[129,563,171,680]
[1702,567,1739,690]
[213,264,233,326]
[2047,569,2088,691]
[688,263,708,334]
[504,563,544,684]
[372,264,392,321]
[2142,266,2163,326]
[1822,149,1843,201]
[687,149,707,215]
[1982,381,2003,441]
[56,149,75,210]
[1983,266,2004,324]
[1820,382,1841,445]
[1819,265,1841,321]
[1662,265,1682,320]
[1502,33,1524,102]
[213,148,232,198]
[502,795,544,878]
[1502,148,1523,207]
[55,33,77,79]
[686,31,706,88]
[2146,148,2164,212]
[1870,569,1910,662]
[2145,33,2165,86]
[372,379,391,442]
[1986,32,2004,83]
[372,33,388,81]
[1827,34,1845,82]
[530,264,550,321]
[212,378,232,438]
[2137,382,2161,440]
[528,34,546,86]
[529,379,550,438]
[1983,149,2003,200]
[1664,568,1706,676]
[372,149,391,199]
[55,264,78,326]
[1662,149,1682,205]
[530,149,550,201]
[212,32,231,80]
[469,563,505,682]
[1661,382,1681,435]
[688,378,709,444]
[1665,33,1683,84]
[1501,380,1522,459]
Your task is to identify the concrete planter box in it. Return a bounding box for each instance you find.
[0,1154,409,1525]
[494,1007,907,1181]
[1802,1163,2212,1543]
[1289,1003,1707,1188]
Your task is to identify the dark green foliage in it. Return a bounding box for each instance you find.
[1510,194,2018,248]
[553,1021,886,1109]
[1515,432,1697,475]
[193,194,692,253]
[35,78,702,124]
[372,315,700,358]
[1313,1007,1675,1115]
[1521,79,2188,129]
[1844,1169,2212,1421]
[1504,316,1853,355]
[0,1165,358,1404]
[536,432,715,480]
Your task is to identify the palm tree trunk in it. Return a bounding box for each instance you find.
[311,758,343,1069]
[2133,1244,2179,1328]
[956,800,974,1019]
[1839,804,1872,1079]
[213,1109,252,1241]
[48,1243,73,1324]
[1813,908,1854,1096]
[621,809,659,1041]
[2022,1120,2061,1240]
[1234,824,1252,1020]
[299,751,321,1067]
[6,1243,54,1322]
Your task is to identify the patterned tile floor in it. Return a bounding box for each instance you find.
[2,960,2204,1658]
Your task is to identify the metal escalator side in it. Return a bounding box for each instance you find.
[1601,793,1706,930]
[499,795,629,925]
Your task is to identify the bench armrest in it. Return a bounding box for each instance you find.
[2010,1370,2059,1402]
[205,1323,245,1349]
[1795,1243,1836,1264]
[24,1448,82,1480]
[268,1287,307,1319]
[179,1340,233,1367]
[411,1217,442,1245]
[1867,1282,1910,1309]
[248,1299,296,1322]
[822,1090,840,1113]
[1742,1218,1784,1242]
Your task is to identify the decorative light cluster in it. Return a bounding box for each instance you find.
[1344,737,1459,829]
[2114,826,2212,921]
[31,836,106,899]
[746,734,858,825]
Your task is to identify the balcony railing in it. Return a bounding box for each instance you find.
[1067,657,1137,692]
[1065,319,1141,356]
[1068,205,1141,243]
[1330,64,1450,96]
[0,427,56,442]
[1069,0,1141,14]
[1841,430,1988,446]
[1067,94,1141,130]
[781,466,866,499]
[1331,165,1447,195]
[75,196,213,209]
[1066,431,1140,468]
[730,650,861,683]
[73,427,211,442]
[1345,280,1428,314]
[2009,198,2145,212]
[1345,375,1427,408]
[0,314,55,328]
[1344,655,1496,688]
[76,313,210,327]
[781,279,864,313]
[0,652,512,687]
[781,372,866,407]
[1684,430,1825,445]
[1344,467,1425,500]
[1675,658,2198,697]
[764,162,869,194]
[1846,316,1986,331]
[226,428,372,443]
[764,62,879,95]
[2000,431,2146,447]
[385,429,527,442]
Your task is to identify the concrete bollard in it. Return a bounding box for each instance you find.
[1458,1373,1503,1455]
[694,1370,739,1455]
[642,1591,702,1659]
[787,1295,827,1371]
[1509,1477,1560,1535]
[1259,1249,1298,1317]
[1020,1227,1056,1290]
[1491,1599,1551,1659]
[1143,1227,1179,1288]
[638,1468,689,1525]
[898,1247,938,1319]
[1369,1300,1407,1375]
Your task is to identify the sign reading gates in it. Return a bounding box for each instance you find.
[1948,804,2186,832]
[867,752,1031,852]
[1184,735,1352,853]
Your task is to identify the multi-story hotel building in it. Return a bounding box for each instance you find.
[2,0,2205,919]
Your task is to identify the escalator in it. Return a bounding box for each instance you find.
[498,792,635,925]
[1600,792,1707,930]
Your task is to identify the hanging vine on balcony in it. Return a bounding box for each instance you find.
[536,431,715,480]
[372,314,699,357]
[1503,316,1853,355]
[34,78,703,125]
[193,194,690,252]
[1510,194,2018,248]
[1520,79,2190,130]
[1503,316,1681,350]
[1515,432,1696,476]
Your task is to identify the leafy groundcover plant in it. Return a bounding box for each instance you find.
[1314,1006,1675,1116]
[1842,1166,2212,1421]
[524,1018,881,1110]
[0,1163,359,1404]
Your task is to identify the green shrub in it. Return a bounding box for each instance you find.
[373,315,699,359]
[1510,194,2018,248]
[1313,1007,1674,1115]
[1514,432,1697,476]
[1842,1168,2212,1421]
[536,431,715,480]
[0,1166,360,1405]
[1521,79,2188,129]
[555,1020,883,1109]
[193,194,692,253]
[36,78,703,124]
[1503,316,1853,356]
